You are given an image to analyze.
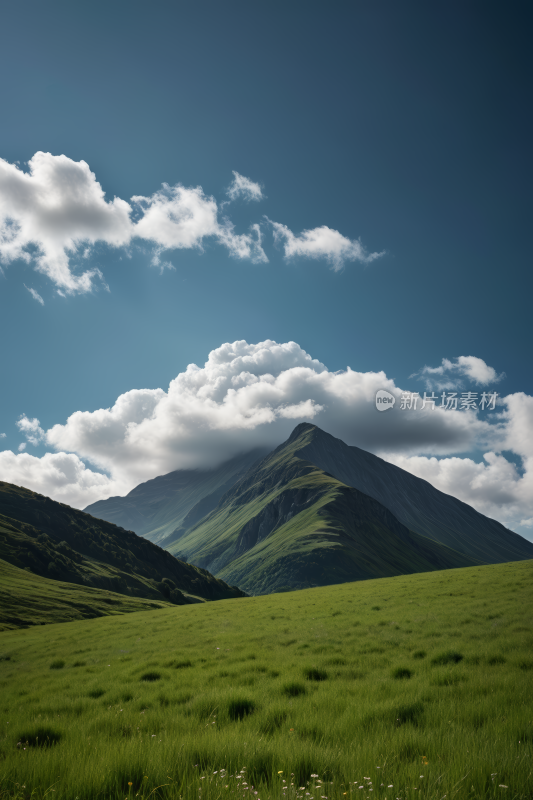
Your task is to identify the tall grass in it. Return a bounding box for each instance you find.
[0,560,532,800]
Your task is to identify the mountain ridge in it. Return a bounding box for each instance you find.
[84,448,269,544]
[167,425,483,593]
[292,422,533,563]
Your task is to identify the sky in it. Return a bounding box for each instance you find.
[1,0,532,541]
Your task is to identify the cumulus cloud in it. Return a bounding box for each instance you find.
[25,285,44,305]
[226,171,264,202]
[0,449,126,508]
[412,356,506,391]
[1,152,380,293]
[5,338,531,531]
[0,433,5,438]
[269,219,385,271]
[3,340,531,536]
[46,337,502,490]
[0,152,131,293]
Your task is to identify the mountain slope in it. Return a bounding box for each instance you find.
[0,482,246,611]
[168,427,479,594]
[0,557,171,631]
[292,423,533,563]
[84,448,268,544]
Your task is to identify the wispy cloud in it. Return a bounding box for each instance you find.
[226,171,264,202]
[0,153,381,294]
[268,219,385,271]
[411,356,506,391]
[24,284,44,305]
[150,247,176,274]
[17,415,46,446]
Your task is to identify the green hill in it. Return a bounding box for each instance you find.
[84,448,268,544]
[0,557,172,631]
[167,426,479,593]
[0,481,246,619]
[0,559,531,800]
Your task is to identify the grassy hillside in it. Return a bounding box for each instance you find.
[84,449,268,544]
[0,557,172,631]
[169,429,478,593]
[0,482,246,615]
[0,560,531,800]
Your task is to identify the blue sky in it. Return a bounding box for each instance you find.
[1,1,532,540]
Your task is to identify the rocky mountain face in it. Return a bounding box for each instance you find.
[294,423,533,564]
[84,449,268,544]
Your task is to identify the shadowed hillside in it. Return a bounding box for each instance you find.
[0,482,246,621]
[84,449,269,544]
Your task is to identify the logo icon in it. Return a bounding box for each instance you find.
[375,389,395,412]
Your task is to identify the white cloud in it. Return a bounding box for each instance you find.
[0,433,5,438]
[269,219,385,271]
[4,340,530,536]
[25,285,44,305]
[0,152,132,294]
[17,415,46,446]
[456,356,505,385]
[18,443,26,452]
[150,247,176,274]
[0,152,381,293]
[412,356,506,391]
[3,339,527,522]
[133,184,219,251]
[133,184,268,265]
[226,171,264,202]
[0,449,126,508]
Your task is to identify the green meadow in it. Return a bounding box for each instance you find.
[0,558,172,631]
[1,560,532,800]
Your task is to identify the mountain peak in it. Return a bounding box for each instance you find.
[287,422,319,442]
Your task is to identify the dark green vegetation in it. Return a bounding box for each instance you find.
[0,557,172,630]
[166,426,488,594]
[0,559,531,800]
[0,482,246,624]
[84,449,268,545]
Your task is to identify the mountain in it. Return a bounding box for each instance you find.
[84,448,269,544]
[164,425,487,594]
[291,423,533,564]
[0,481,246,615]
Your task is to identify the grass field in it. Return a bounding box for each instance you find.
[0,560,532,800]
[0,558,172,631]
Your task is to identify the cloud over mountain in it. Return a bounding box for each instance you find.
[2,340,531,535]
